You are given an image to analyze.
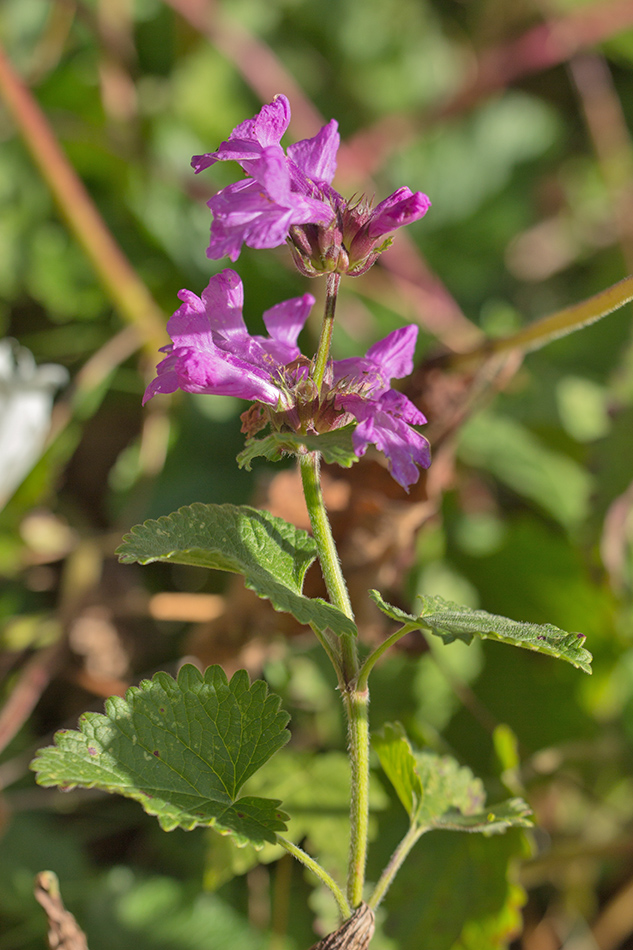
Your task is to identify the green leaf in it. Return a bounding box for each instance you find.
[237,425,359,471]
[384,829,529,950]
[370,723,423,818]
[372,723,531,834]
[369,589,592,674]
[205,749,389,889]
[31,665,290,847]
[116,503,356,639]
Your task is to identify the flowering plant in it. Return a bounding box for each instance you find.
[32,97,595,948]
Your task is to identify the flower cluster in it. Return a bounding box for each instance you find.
[144,271,430,490]
[193,94,430,276]
[145,96,432,490]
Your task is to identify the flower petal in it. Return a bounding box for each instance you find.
[191,95,291,174]
[182,270,246,343]
[287,119,340,185]
[366,188,431,239]
[206,174,334,261]
[365,325,418,381]
[262,294,315,350]
[339,390,430,491]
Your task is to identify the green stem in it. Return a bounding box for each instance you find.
[0,42,167,356]
[276,835,351,919]
[298,451,369,908]
[445,273,633,369]
[299,452,356,680]
[356,625,414,692]
[344,686,370,908]
[312,272,341,391]
[368,824,425,910]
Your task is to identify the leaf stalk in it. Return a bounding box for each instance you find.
[368,823,425,910]
[276,835,352,919]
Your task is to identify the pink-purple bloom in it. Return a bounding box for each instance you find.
[192,95,431,275]
[144,270,430,490]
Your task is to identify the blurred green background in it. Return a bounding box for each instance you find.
[2,0,633,947]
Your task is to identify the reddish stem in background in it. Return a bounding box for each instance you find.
[0,646,62,755]
[0,41,167,355]
[164,0,325,141]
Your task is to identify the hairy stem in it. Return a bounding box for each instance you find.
[276,835,351,919]
[344,686,371,908]
[312,272,341,392]
[299,452,356,680]
[299,451,369,908]
[368,824,424,910]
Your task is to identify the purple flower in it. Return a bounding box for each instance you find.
[192,95,430,274]
[143,269,314,414]
[332,326,431,488]
[145,271,430,490]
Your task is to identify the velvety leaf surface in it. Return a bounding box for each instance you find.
[372,723,531,833]
[31,665,290,847]
[370,590,592,673]
[116,503,356,638]
[237,425,359,470]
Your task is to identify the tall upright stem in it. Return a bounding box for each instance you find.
[299,452,355,680]
[312,272,341,392]
[300,271,371,909]
[299,450,370,908]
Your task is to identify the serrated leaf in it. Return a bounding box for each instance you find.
[372,723,531,834]
[237,425,359,471]
[432,799,533,834]
[116,503,356,638]
[369,590,592,674]
[31,665,291,848]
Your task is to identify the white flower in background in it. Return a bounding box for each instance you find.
[0,340,68,509]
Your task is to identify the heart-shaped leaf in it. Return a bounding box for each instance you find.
[31,665,291,847]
